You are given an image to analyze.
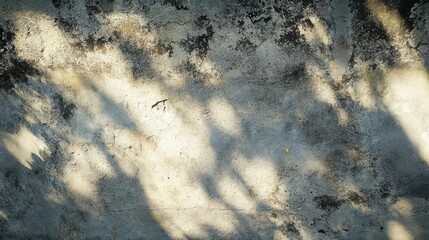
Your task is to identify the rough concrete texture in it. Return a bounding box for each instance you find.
[0,0,429,239]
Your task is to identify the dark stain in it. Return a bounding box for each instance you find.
[379,181,391,198]
[162,0,189,10]
[196,15,209,28]
[283,63,306,88]
[318,229,326,234]
[181,25,214,57]
[86,0,115,15]
[313,195,344,210]
[247,10,271,24]
[302,18,314,28]
[54,17,77,33]
[1,24,40,91]
[279,221,298,235]
[54,94,76,121]
[235,38,256,53]
[74,35,112,52]
[180,59,206,84]
[119,40,155,79]
[276,26,305,47]
[150,41,173,57]
[395,0,420,30]
[0,59,40,91]
[350,0,399,66]
[52,0,61,8]
[5,171,13,178]
[347,191,366,204]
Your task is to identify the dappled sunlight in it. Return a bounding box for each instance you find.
[1,0,429,238]
[0,210,7,220]
[350,75,377,110]
[233,155,284,204]
[390,197,413,216]
[2,127,50,169]
[308,63,350,125]
[387,220,413,240]
[298,15,330,47]
[366,0,418,61]
[208,96,242,136]
[382,64,429,165]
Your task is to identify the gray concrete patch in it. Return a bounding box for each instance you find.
[1,0,429,239]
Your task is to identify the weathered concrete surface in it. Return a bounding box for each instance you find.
[1,0,429,239]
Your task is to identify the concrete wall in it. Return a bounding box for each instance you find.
[1,0,428,239]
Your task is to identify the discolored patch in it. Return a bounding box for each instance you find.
[54,94,76,121]
[235,38,256,53]
[181,26,214,57]
[74,35,113,52]
[162,0,189,10]
[313,195,344,210]
[0,59,40,91]
[347,191,367,204]
[150,41,173,57]
[279,221,299,235]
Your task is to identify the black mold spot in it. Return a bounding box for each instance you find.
[318,229,326,234]
[276,26,305,47]
[54,94,76,121]
[162,0,189,10]
[52,0,61,8]
[302,18,314,28]
[54,17,77,33]
[0,59,40,90]
[196,15,209,28]
[313,195,344,210]
[181,26,214,57]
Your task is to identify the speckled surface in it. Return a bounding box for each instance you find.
[1,0,429,239]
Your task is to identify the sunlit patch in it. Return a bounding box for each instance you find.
[217,173,257,214]
[391,197,413,216]
[208,96,241,136]
[0,210,7,220]
[387,221,413,240]
[13,11,74,67]
[366,0,419,60]
[298,15,331,47]
[310,72,350,125]
[2,127,50,169]
[351,76,377,110]
[62,146,114,200]
[234,156,279,202]
[383,64,429,165]
[48,68,83,93]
